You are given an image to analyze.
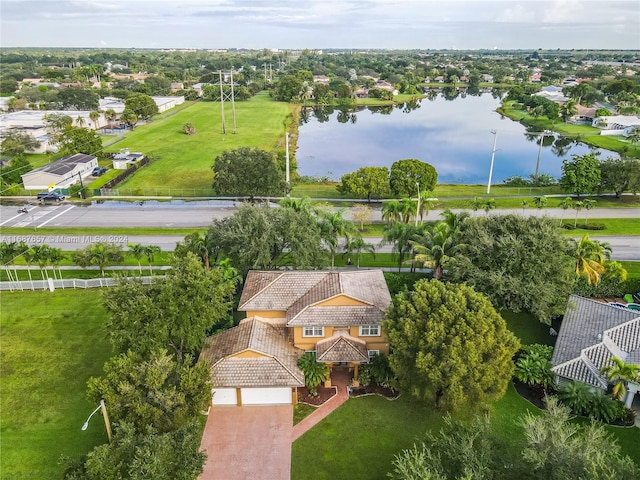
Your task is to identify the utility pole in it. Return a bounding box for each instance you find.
[415,182,420,226]
[230,68,237,134]
[487,130,498,194]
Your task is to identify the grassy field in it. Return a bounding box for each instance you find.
[106,94,293,191]
[0,290,114,480]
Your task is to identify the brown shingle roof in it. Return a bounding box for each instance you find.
[287,305,386,326]
[199,317,304,388]
[316,331,369,363]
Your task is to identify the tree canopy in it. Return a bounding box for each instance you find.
[0,131,41,156]
[212,147,286,199]
[206,203,326,275]
[54,126,104,158]
[338,166,389,201]
[124,93,159,119]
[384,279,520,411]
[560,153,602,197]
[389,159,438,196]
[599,156,640,197]
[102,253,236,361]
[450,215,575,323]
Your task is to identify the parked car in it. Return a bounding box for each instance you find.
[92,166,107,176]
[37,191,65,202]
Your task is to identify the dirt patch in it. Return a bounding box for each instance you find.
[297,386,336,406]
[349,384,399,399]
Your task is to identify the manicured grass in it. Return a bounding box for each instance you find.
[621,261,640,278]
[108,94,293,191]
[293,403,317,425]
[0,290,114,480]
[501,311,557,346]
[560,217,640,236]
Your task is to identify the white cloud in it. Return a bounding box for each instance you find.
[542,0,583,24]
[495,4,536,23]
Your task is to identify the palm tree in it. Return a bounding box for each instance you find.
[47,248,66,281]
[533,196,547,214]
[176,233,210,269]
[600,357,640,402]
[561,99,578,123]
[439,209,470,235]
[0,242,20,288]
[521,200,529,216]
[127,242,146,274]
[417,190,434,222]
[627,126,640,146]
[602,261,628,283]
[381,222,422,272]
[410,222,464,280]
[381,200,402,225]
[75,116,86,128]
[343,236,376,268]
[317,209,355,269]
[573,235,610,285]
[215,257,241,285]
[104,109,117,128]
[483,198,496,215]
[30,245,52,280]
[583,199,596,224]
[279,196,312,214]
[558,381,593,416]
[143,245,161,275]
[89,111,100,130]
[297,353,329,396]
[573,200,584,227]
[559,197,573,226]
[398,198,416,223]
[470,196,484,213]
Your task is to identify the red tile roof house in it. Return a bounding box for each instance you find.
[551,295,640,409]
[199,270,392,407]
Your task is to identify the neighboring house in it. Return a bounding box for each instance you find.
[375,80,399,95]
[152,96,185,113]
[313,75,330,85]
[0,109,107,132]
[593,115,640,135]
[551,295,640,408]
[199,270,392,407]
[190,83,211,97]
[112,149,144,169]
[99,97,126,115]
[571,105,597,123]
[21,153,98,190]
[533,85,568,103]
[170,82,184,92]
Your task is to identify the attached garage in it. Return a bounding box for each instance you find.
[212,388,238,406]
[241,387,292,405]
[199,318,305,407]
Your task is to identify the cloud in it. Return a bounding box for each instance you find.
[495,4,536,23]
[542,0,583,24]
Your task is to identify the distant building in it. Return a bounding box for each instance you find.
[112,149,144,170]
[152,96,185,113]
[21,153,98,190]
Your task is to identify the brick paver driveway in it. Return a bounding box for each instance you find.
[199,405,293,480]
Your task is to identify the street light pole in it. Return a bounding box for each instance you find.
[534,130,551,183]
[285,132,290,196]
[487,130,498,194]
[415,182,420,226]
[82,399,112,442]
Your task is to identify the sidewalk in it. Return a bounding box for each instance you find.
[291,368,351,442]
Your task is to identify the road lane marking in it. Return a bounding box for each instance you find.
[37,206,75,228]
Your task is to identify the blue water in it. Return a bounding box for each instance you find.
[295,94,617,184]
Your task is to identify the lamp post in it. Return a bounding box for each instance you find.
[534,130,552,183]
[82,399,112,442]
[487,130,497,194]
[415,182,420,226]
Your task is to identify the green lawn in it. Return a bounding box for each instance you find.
[0,290,114,480]
[107,94,293,192]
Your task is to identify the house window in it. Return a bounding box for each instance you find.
[359,325,380,337]
[303,326,324,337]
[368,350,380,361]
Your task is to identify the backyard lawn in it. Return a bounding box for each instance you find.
[108,94,293,192]
[0,290,114,480]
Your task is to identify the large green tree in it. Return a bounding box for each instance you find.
[63,421,206,480]
[0,156,33,185]
[338,166,389,201]
[206,203,326,275]
[599,157,640,197]
[410,221,464,280]
[384,279,520,411]
[87,349,210,434]
[560,153,601,197]
[124,93,159,119]
[102,253,235,361]
[450,215,575,323]
[57,87,99,110]
[0,131,41,156]
[273,75,304,102]
[55,126,104,158]
[212,147,286,199]
[389,159,438,197]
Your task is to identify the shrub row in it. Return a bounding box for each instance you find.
[562,223,607,230]
[573,277,640,298]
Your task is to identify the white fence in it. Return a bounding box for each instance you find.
[1,276,157,292]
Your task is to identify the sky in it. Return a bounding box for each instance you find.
[1,0,639,50]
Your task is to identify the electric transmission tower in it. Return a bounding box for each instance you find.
[217,69,238,135]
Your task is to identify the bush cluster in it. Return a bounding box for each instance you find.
[562,223,606,230]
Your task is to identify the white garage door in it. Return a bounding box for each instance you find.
[212,388,238,406]
[240,387,292,405]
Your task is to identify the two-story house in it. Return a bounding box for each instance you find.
[198,270,392,407]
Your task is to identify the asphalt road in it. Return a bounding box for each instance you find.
[1,202,639,229]
[0,202,638,259]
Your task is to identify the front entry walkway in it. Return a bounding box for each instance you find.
[199,405,293,480]
[291,367,351,441]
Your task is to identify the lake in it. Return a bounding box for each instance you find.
[295,93,617,184]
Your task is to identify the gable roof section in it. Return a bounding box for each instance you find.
[23,153,96,177]
[199,317,304,388]
[551,296,640,388]
[287,305,386,326]
[239,270,392,317]
[316,331,369,363]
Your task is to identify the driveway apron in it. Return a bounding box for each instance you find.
[199,405,293,480]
